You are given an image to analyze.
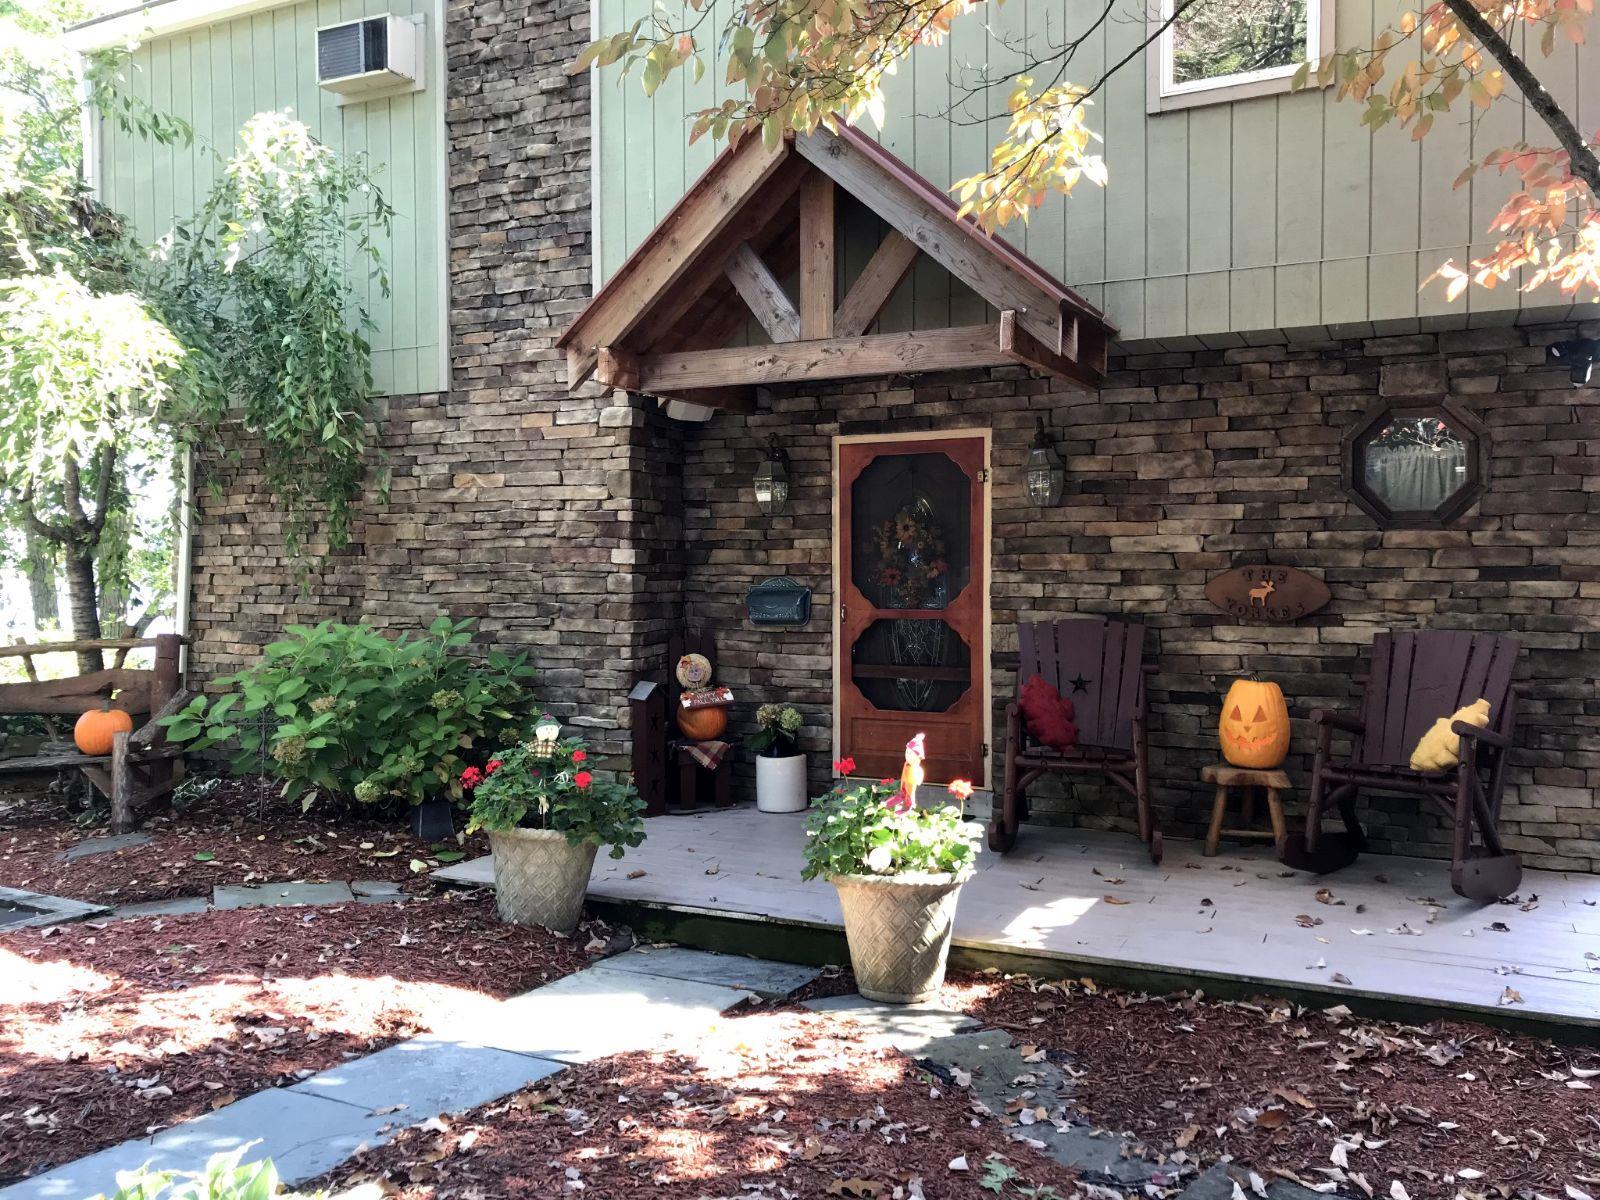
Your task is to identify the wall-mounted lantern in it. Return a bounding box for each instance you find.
[1025,417,1065,507]
[754,434,791,516]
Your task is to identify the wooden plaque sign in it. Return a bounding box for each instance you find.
[1205,564,1331,624]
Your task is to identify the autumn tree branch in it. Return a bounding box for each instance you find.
[1441,0,1600,194]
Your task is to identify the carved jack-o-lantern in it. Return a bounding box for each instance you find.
[1218,675,1291,769]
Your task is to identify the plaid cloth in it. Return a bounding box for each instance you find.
[681,739,731,770]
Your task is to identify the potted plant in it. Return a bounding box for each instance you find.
[801,734,980,1004]
[751,703,807,814]
[465,729,646,933]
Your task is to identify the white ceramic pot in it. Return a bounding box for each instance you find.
[487,826,599,933]
[829,870,971,1004]
[755,752,808,813]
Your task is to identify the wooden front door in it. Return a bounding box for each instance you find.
[837,435,987,785]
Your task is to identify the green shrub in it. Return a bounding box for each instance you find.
[98,1147,312,1200]
[161,617,536,810]
[464,735,645,858]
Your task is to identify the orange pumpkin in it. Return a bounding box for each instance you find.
[676,699,729,742]
[75,703,134,756]
[1218,675,1291,769]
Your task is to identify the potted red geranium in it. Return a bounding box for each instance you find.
[465,726,645,932]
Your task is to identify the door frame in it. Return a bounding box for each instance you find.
[831,427,993,790]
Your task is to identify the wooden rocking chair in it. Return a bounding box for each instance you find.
[1285,629,1523,902]
[992,617,1161,863]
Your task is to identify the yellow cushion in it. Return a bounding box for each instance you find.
[1409,698,1492,772]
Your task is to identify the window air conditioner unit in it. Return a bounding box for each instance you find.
[316,14,424,102]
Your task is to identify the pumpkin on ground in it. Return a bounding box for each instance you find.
[1218,675,1291,769]
[75,704,134,756]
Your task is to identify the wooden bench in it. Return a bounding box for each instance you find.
[0,634,192,832]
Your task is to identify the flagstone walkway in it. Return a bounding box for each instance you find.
[3,934,1333,1200]
[0,945,818,1200]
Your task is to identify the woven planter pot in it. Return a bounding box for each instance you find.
[488,826,599,933]
[830,871,971,1004]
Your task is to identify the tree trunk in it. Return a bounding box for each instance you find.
[62,548,105,674]
[24,529,58,629]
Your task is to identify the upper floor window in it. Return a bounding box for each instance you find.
[1148,0,1335,113]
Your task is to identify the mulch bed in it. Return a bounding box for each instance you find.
[960,971,1600,1200]
[0,895,605,1185]
[0,776,484,906]
[315,1003,1086,1200]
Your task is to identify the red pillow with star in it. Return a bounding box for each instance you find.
[1018,675,1078,754]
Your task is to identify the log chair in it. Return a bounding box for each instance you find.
[0,633,192,832]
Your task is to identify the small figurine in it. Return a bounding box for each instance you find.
[675,653,733,741]
[532,713,562,758]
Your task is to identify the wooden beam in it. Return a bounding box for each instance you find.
[595,346,640,392]
[594,345,755,413]
[998,310,1099,390]
[561,135,791,387]
[794,129,1068,354]
[724,243,800,343]
[635,326,1008,392]
[833,230,919,337]
[798,171,835,339]
[640,157,809,354]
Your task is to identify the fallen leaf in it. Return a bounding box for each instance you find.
[1176,1124,1202,1148]
[192,851,215,863]
[626,869,647,880]
[1498,986,1524,1006]
[1103,895,1130,906]
[948,1156,969,1172]
[1256,1108,1291,1129]
[826,1179,885,1198]
[1273,1087,1315,1109]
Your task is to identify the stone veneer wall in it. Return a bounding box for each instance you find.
[676,327,1600,873]
[182,0,1599,870]
[186,0,686,759]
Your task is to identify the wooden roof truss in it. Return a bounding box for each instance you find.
[557,128,1114,411]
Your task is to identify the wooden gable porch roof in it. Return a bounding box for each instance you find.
[556,125,1116,411]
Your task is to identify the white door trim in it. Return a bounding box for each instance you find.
[830,427,993,790]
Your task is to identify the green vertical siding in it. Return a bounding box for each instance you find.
[592,0,1600,343]
[95,0,446,396]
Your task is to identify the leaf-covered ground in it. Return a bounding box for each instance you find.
[0,896,606,1185]
[316,1001,1085,1200]
[0,776,484,906]
[965,974,1600,1200]
[315,969,1600,1200]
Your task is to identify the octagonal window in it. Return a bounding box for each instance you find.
[1344,399,1487,528]
[851,618,971,713]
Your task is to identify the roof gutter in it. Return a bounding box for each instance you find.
[65,0,297,51]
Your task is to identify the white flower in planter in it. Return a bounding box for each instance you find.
[866,844,894,874]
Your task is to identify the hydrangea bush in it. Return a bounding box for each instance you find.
[800,761,979,881]
[749,703,803,757]
[161,617,537,811]
[464,737,645,857]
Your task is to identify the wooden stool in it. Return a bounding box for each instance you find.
[1201,763,1290,856]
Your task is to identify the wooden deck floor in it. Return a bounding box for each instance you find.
[438,808,1600,1031]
